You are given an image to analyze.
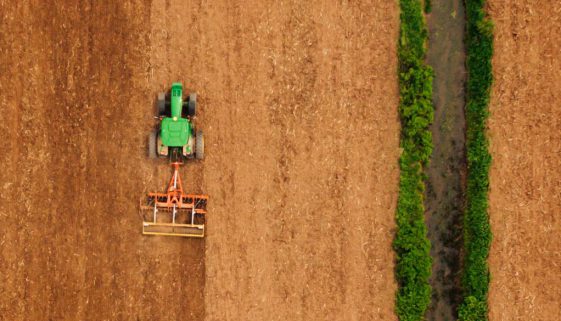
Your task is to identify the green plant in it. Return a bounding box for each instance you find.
[459,0,494,320]
[459,296,487,321]
[424,0,432,14]
[394,1,433,320]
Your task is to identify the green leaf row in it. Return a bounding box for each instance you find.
[394,1,433,320]
[459,0,494,320]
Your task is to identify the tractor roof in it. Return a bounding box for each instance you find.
[161,117,191,147]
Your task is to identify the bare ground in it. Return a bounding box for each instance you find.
[488,1,561,320]
[0,1,401,320]
[425,0,467,319]
[196,1,401,320]
[0,1,203,320]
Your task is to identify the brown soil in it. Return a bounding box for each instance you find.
[0,1,203,320]
[199,1,401,320]
[0,1,400,320]
[488,1,561,320]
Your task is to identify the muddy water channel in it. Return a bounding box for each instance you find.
[425,1,467,320]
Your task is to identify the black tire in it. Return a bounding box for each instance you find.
[157,92,166,116]
[195,131,204,160]
[148,131,157,159]
[187,93,196,117]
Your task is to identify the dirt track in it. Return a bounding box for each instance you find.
[488,1,561,320]
[0,1,400,320]
[425,0,466,319]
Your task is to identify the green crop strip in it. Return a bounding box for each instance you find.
[394,0,433,320]
[459,0,494,320]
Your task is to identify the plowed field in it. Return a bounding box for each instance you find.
[488,1,561,320]
[0,1,400,320]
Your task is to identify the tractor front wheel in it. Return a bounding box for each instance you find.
[187,93,196,117]
[195,131,204,160]
[148,131,157,159]
[157,92,166,116]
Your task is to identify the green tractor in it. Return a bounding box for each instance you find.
[149,82,204,162]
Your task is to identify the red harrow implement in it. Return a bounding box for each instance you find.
[141,162,208,237]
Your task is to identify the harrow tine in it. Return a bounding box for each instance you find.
[153,201,158,223]
[141,163,208,238]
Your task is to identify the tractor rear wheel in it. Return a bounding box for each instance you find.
[187,93,196,117]
[195,131,204,160]
[148,131,157,159]
[157,92,166,116]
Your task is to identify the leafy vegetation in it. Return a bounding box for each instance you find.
[394,0,433,320]
[424,0,432,14]
[459,0,494,320]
